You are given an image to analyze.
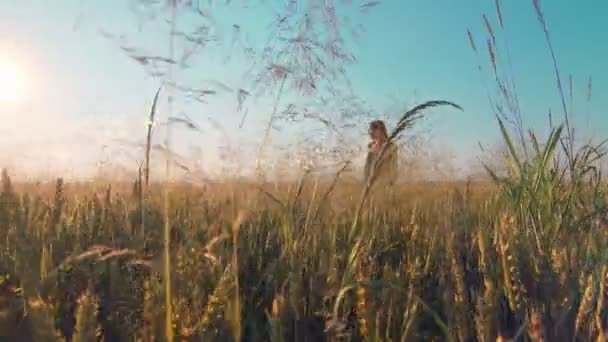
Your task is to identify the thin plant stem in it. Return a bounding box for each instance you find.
[163,3,177,342]
[256,74,287,179]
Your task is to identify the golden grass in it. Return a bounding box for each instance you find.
[1,168,606,341]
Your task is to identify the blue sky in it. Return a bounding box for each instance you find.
[0,0,606,179]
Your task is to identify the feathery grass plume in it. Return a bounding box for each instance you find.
[495,0,504,29]
[144,86,162,182]
[531,0,574,163]
[144,86,162,188]
[389,100,463,142]
[487,38,497,75]
[483,14,496,47]
[471,4,529,152]
[467,29,478,54]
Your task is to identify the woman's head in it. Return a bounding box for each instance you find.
[368,120,388,141]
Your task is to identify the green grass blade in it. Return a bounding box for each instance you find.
[497,115,523,179]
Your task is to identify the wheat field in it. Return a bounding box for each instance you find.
[1,122,608,342]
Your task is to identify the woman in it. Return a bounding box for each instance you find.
[363,120,399,188]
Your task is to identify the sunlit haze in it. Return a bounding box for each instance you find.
[0,59,25,103]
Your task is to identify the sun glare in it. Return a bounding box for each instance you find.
[0,60,25,103]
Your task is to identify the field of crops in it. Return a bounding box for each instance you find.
[1,0,604,340]
[1,119,608,342]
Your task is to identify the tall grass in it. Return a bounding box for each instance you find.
[1,162,607,341]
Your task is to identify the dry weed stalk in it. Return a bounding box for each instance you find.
[595,266,608,341]
[196,264,234,339]
[448,232,471,341]
[498,215,527,317]
[576,273,596,338]
[355,258,371,338]
[475,227,497,340]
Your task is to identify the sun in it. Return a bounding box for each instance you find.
[0,60,25,103]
